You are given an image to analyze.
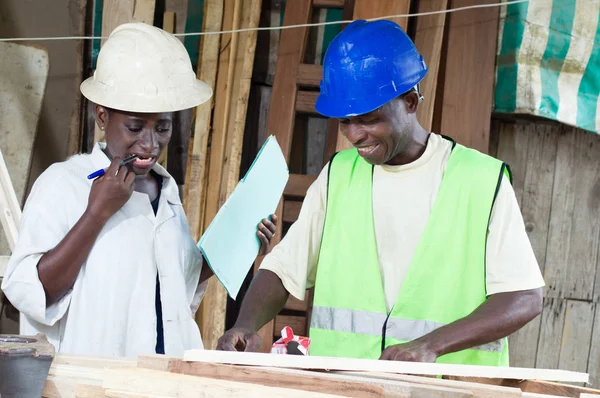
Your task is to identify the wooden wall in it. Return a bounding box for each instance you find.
[490,118,600,387]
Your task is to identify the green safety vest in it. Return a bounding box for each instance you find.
[309,140,511,366]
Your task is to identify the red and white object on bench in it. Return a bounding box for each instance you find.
[271,326,311,356]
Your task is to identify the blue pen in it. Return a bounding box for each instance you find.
[87,155,138,180]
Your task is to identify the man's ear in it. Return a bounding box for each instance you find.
[95,105,109,130]
[403,91,420,115]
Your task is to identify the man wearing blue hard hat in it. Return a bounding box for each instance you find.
[217,20,545,365]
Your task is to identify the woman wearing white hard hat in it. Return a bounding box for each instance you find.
[1,22,277,357]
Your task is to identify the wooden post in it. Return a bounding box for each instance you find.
[413,0,448,133]
[438,0,500,153]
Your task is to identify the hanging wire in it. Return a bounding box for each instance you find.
[0,0,527,42]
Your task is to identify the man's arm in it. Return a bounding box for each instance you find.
[380,288,543,361]
[216,270,289,351]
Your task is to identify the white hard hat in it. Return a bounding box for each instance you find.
[80,22,212,113]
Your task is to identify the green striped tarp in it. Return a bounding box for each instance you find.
[494,0,600,134]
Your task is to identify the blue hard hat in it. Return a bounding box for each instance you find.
[315,20,428,118]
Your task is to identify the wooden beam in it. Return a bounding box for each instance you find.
[439,0,500,153]
[165,0,189,41]
[0,148,22,250]
[157,11,176,169]
[448,376,600,398]
[297,64,323,88]
[184,0,224,241]
[313,0,345,8]
[274,315,307,337]
[182,350,589,383]
[284,293,309,311]
[103,367,348,397]
[414,0,448,133]
[283,200,302,223]
[352,0,411,35]
[284,174,317,198]
[138,355,478,398]
[0,255,9,278]
[296,91,319,114]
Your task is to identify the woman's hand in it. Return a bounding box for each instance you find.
[257,214,279,256]
[86,156,135,222]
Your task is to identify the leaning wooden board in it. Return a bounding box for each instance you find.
[183,350,589,383]
[0,42,49,264]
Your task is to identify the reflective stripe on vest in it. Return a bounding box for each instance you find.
[310,305,505,353]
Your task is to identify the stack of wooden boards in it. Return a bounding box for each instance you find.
[43,350,600,398]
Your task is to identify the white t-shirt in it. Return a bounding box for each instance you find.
[261,133,545,311]
[1,142,207,357]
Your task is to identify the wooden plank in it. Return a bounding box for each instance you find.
[326,119,341,160]
[167,108,193,185]
[296,90,319,114]
[283,200,302,223]
[307,117,328,175]
[274,315,307,337]
[43,375,104,398]
[439,0,500,153]
[0,149,22,251]
[494,122,530,205]
[343,372,522,398]
[297,64,323,88]
[157,11,176,169]
[413,0,448,133]
[450,377,600,398]
[536,297,567,370]
[588,303,600,388]
[252,0,282,86]
[165,0,188,39]
[558,300,595,374]
[103,367,347,398]
[284,174,317,198]
[313,0,345,8]
[220,0,263,200]
[544,127,600,300]
[183,350,589,383]
[284,293,309,312]
[0,42,49,251]
[0,255,9,278]
[163,11,175,34]
[137,356,481,398]
[352,0,411,31]
[507,122,557,368]
[184,0,224,241]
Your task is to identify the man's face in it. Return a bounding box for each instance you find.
[338,96,413,165]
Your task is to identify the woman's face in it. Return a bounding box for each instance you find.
[95,106,173,176]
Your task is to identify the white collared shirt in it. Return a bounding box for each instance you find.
[1,143,207,357]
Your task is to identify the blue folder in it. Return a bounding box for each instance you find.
[198,135,289,299]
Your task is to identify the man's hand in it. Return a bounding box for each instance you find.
[257,214,278,256]
[380,339,439,362]
[216,327,262,352]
